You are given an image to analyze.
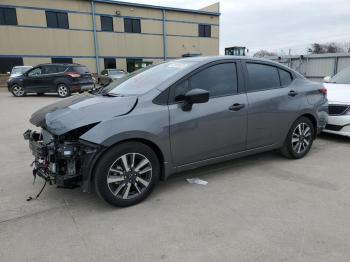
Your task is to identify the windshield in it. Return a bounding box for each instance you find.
[106,61,197,96]
[109,70,125,75]
[11,67,31,75]
[331,67,350,84]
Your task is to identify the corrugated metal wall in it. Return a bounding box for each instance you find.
[268,53,350,82]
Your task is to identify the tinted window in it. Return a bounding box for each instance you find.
[51,57,73,64]
[124,18,141,33]
[246,63,280,91]
[46,11,69,29]
[56,65,67,72]
[189,63,237,97]
[104,58,116,69]
[198,24,211,37]
[0,57,23,74]
[0,7,17,25]
[279,69,292,86]
[43,66,58,74]
[101,16,113,31]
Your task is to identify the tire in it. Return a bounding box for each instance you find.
[11,84,25,97]
[57,84,70,98]
[280,117,315,159]
[94,142,160,207]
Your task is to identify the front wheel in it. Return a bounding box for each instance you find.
[280,117,315,159]
[11,84,25,97]
[57,84,70,98]
[94,142,160,207]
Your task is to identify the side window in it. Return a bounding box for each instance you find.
[28,67,42,77]
[43,66,57,74]
[56,65,67,73]
[279,69,293,86]
[246,63,280,92]
[190,63,237,97]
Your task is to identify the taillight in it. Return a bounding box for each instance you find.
[319,87,327,95]
[65,72,80,78]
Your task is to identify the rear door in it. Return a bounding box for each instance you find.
[41,65,61,92]
[169,61,248,166]
[243,61,302,149]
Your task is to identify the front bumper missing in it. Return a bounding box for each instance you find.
[24,129,99,190]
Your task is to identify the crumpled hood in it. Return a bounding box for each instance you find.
[30,93,137,135]
[324,83,350,104]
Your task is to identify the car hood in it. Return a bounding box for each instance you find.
[324,83,350,104]
[30,93,137,135]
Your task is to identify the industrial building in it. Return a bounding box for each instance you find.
[0,0,220,73]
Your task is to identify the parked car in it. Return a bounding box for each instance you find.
[7,66,33,79]
[24,56,328,207]
[323,67,350,137]
[7,63,94,97]
[98,69,128,86]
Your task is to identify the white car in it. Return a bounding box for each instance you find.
[323,67,350,137]
[8,66,33,79]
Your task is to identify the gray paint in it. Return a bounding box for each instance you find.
[30,56,328,186]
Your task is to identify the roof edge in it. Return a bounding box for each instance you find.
[92,0,221,16]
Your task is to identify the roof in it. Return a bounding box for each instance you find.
[91,0,220,16]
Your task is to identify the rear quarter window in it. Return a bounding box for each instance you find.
[279,69,293,86]
[71,66,90,74]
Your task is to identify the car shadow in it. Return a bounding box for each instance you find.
[318,132,350,144]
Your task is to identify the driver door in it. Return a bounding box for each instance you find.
[22,66,44,92]
[168,61,248,167]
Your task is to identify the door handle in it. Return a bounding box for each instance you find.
[288,90,298,97]
[229,103,245,111]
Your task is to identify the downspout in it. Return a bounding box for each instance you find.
[91,0,100,73]
[162,9,167,61]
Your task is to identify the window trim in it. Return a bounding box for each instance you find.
[243,61,295,93]
[168,60,242,105]
[198,24,211,38]
[124,17,141,33]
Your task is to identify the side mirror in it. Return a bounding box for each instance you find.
[181,89,209,111]
[323,76,331,83]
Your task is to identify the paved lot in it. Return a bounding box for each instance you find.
[0,89,350,262]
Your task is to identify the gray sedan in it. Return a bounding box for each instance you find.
[25,56,328,207]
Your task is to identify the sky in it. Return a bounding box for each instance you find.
[117,0,350,55]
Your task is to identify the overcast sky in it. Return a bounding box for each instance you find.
[119,0,350,55]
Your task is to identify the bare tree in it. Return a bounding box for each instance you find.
[307,42,350,54]
[253,50,278,58]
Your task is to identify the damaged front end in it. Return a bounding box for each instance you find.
[24,125,100,190]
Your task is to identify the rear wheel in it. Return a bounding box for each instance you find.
[94,142,160,207]
[280,117,315,159]
[11,84,25,97]
[57,84,70,98]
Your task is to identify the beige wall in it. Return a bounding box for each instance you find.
[23,57,51,67]
[0,0,220,73]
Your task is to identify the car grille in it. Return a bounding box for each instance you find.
[328,105,349,116]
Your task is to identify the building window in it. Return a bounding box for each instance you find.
[51,57,73,64]
[198,24,211,37]
[0,7,17,25]
[46,11,69,29]
[104,58,116,69]
[0,57,23,74]
[124,18,141,33]
[101,16,113,32]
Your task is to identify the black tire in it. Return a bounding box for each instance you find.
[94,142,160,207]
[11,84,25,97]
[57,84,70,98]
[280,117,315,159]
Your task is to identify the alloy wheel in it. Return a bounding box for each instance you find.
[12,85,24,96]
[291,122,312,154]
[57,85,68,97]
[107,153,153,200]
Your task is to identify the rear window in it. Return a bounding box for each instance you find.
[71,66,90,74]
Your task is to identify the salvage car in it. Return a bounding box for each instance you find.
[323,67,350,137]
[8,63,94,97]
[97,69,128,86]
[24,56,328,207]
[7,65,33,78]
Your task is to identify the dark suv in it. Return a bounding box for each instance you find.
[7,63,94,97]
